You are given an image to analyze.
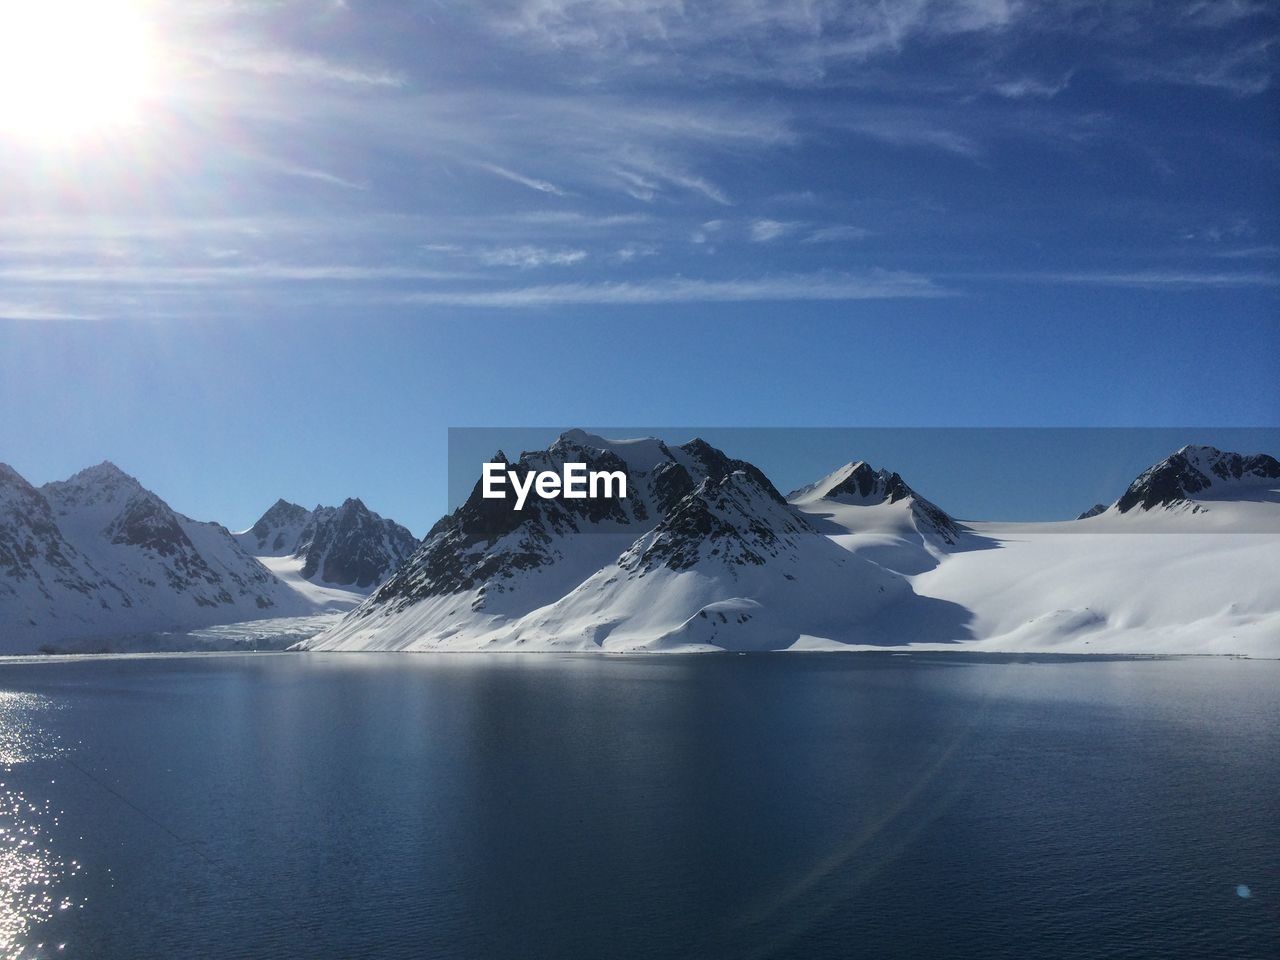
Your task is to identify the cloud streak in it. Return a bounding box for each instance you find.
[982,270,1280,289]
[205,48,407,88]
[478,163,569,197]
[404,270,951,307]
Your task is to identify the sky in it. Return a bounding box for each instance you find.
[0,0,1277,534]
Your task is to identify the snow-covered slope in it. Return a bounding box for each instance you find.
[0,462,312,651]
[788,459,962,577]
[305,438,1280,656]
[236,498,418,590]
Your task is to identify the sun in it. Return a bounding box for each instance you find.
[0,0,155,143]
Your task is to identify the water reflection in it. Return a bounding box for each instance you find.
[0,692,76,960]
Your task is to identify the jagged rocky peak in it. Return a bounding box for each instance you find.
[623,468,812,574]
[795,460,916,504]
[354,431,790,614]
[42,460,144,508]
[237,495,416,588]
[789,458,960,545]
[295,497,418,589]
[1116,445,1280,513]
[1077,503,1108,520]
[238,499,312,555]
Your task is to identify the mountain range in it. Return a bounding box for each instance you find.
[2,438,1276,655]
[234,498,417,589]
[0,462,415,652]
[301,435,1280,657]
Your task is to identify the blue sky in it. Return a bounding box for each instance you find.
[0,0,1277,533]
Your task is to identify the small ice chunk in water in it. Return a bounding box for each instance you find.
[1236,885,1251,899]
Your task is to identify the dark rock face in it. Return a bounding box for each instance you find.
[623,471,812,574]
[296,499,418,589]
[1116,446,1280,513]
[240,496,418,589]
[108,494,194,557]
[678,438,788,506]
[1077,503,1108,520]
[245,499,311,553]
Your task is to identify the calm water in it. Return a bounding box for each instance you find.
[0,653,1274,960]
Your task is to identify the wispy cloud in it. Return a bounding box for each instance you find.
[991,73,1073,100]
[749,219,800,242]
[0,301,100,321]
[404,270,950,307]
[611,150,734,205]
[611,242,660,262]
[1119,37,1277,96]
[478,163,568,197]
[844,119,984,159]
[259,159,370,191]
[0,264,469,285]
[490,0,1023,85]
[476,246,588,268]
[803,224,872,244]
[1210,245,1280,259]
[205,48,406,88]
[988,270,1280,289]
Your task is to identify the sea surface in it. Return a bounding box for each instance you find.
[0,652,1274,960]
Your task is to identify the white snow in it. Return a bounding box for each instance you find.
[257,555,368,610]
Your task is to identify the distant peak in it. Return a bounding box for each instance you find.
[1175,444,1222,458]
[65,461,140,487]
[1117,445,1280,513]
[552,428,624,451]
[794,459,907,504]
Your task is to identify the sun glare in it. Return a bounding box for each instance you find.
[0,0,154,142]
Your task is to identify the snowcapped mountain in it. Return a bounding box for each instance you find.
[1112,444,1280,513]
[303,432,962,652]
[0,462,311,651]
[1076,504,1108,520]
[236,498,417,589]
[789,460,960,545]
[237,499,312,556]
[0,463,118,617]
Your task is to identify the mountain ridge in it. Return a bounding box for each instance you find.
[303,435,1280,656]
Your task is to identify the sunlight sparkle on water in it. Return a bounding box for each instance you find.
[0,693,78,960]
